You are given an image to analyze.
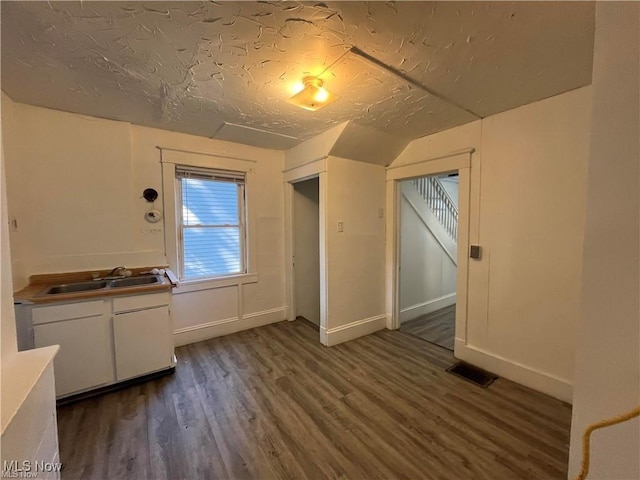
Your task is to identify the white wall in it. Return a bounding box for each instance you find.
[293,178,320,326]
[324,156,387,344]
[1,93,17,360]
[400,184,456,323]
[3,101,287,344]
[568,3,639,478]
[284,122,347,171]
[6,103,146,287]
[132,126,287,343]
[1,93,60,478]
[439,177,459,207]
[392,86,592,401]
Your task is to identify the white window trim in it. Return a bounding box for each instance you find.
[161,149,258,293]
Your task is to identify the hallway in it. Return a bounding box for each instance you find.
[400,305,456,350]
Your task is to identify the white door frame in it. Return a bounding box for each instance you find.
[385,149,474,354]
[283,158,329,345]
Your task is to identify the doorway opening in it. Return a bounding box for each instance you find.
[398,172,459,350]
[292,177,320,331]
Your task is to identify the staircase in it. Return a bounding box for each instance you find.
[411,177,458,241]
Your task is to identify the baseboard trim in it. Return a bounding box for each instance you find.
[400,293,456,323]
[173,306,287,347]
[323,314,387,347]
[243,306,288,320]
[454,339,573,403]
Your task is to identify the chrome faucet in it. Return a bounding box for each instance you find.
[91,266,132,281]
[107,266,126,277]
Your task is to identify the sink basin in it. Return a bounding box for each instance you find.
[43,281,108,295]
[35,274,164,297]
[109,275,161,288]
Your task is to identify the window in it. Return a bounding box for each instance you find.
[176,166,246,281]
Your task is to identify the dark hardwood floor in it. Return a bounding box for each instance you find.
[57,319,572,480]
[400,305,456,350]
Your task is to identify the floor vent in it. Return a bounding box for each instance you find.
[446,362,497,388]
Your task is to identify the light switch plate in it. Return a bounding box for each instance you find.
[337,221,344,233]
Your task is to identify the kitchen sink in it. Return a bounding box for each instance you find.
[109,276,160,288]
[43,281,108,295]
[37,275,164,296]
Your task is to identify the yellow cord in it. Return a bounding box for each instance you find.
[575,406,640,480]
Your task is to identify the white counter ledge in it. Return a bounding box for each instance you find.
[1,345,59,434]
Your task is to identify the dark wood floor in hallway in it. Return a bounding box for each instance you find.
[57,320,572,480]
[400,304,456,350]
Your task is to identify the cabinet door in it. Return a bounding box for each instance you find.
[113,306,173,381]
[34,315,114,397]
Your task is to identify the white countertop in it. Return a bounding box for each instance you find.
[1,345,59,433]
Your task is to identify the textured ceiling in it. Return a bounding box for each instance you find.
[1,1,595,149]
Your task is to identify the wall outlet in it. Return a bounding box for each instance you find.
[337,221,344,233]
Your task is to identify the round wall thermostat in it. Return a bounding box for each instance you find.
[145,209,163,223]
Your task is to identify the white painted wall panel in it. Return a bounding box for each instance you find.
[478,88,590,385]
[6,105,134,287]
[390,86,592,400]
[326,156,386,330]
[172,286,238,329]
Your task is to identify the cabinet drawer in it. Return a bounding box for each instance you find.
[113,292,170,313]
[32,300,105,325]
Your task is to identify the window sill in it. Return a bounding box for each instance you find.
[173,273,258,294]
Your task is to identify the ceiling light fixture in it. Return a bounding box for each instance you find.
[287,76,339,111]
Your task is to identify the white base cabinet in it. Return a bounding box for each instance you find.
[114,306,172,381]
[112,292,174,382]
[28,291,174,398]
[34,314,114,397]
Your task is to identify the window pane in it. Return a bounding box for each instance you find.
[182,179,239,226]
[183,227,241,278]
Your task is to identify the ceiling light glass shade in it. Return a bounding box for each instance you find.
[287,76,339,111]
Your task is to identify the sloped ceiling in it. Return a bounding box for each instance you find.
[1,1,594,152]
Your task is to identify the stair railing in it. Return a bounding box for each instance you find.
[412,177,458,240]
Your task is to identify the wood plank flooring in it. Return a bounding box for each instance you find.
[57,319,572,480]
[400,305,456,350]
